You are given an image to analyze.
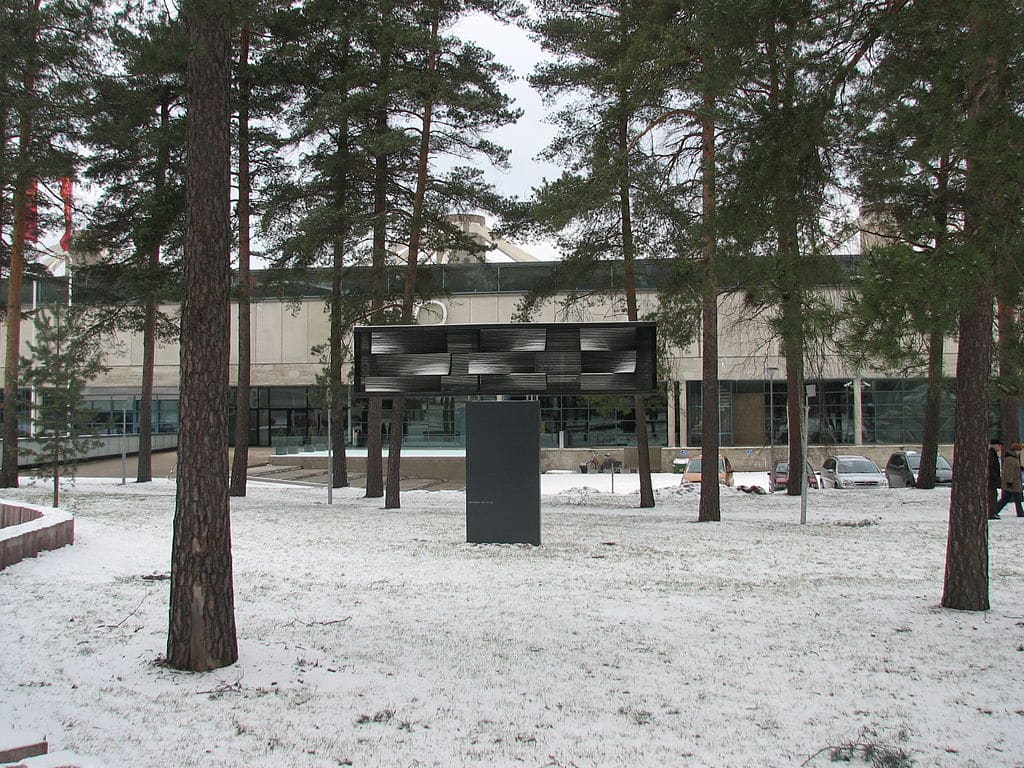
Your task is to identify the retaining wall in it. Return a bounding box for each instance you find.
[0,501,74,571]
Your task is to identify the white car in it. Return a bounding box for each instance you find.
[820,455,888,489]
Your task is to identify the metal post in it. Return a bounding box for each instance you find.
[801,384,815,525]
[767,366,778,474]
[327,404,333,505]
[852,375,864,446]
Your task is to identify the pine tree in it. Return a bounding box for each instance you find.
[259,0,397,495]
[720,0,885,495]
[938,0,1024,612]
[21,304,109,507]
[1,0,103,487]
[384,0,520,509]
[167,0,237,672]
[643,0,755,520]
[79,6,188,484]
[229,0,291,497]
[526,0,677,508]
[845,3,968,489]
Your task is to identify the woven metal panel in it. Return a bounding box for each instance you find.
[353,322,657,396]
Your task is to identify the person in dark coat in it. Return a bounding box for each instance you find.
[989,438,1003,519]
[992,441,1024,519]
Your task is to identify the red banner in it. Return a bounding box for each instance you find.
[25,178,39,244]
[59,176,73,251]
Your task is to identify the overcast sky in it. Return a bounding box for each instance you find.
[451,12,562,203]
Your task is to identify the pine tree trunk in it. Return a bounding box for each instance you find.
[385,8,440,510]
[137,290,156,482]
[941,4,1005,612]
[229,25,253,498]
[327,45,352,491]
[329,245,349,488]
[997,300,1018,445]
[0,104,9,292]
[782,293,805,496]
[365,397,384,497]
[915,328,944,489]
[1,50,37,489]
[364,124,388,499]
[697,105,720,522]
[615,112,654,508]
[167,0,237,671]
[942,287,991,610]
[385,396,404,505]
[137,94,172,484]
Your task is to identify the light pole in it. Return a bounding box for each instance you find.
[326,398,333,505]
[801,384,816,525]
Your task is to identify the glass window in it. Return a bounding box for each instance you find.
[686,381,734,446]
[268,387,308,409]
[863,379,956,444]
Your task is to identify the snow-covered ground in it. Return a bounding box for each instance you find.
[1,474,1022,768]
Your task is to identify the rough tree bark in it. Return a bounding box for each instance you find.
[229,24,252,498]
[941,2,1010,612]
[1,2,38,488]
[167,0,238,671]
[137,95,172,484]
[615,111,654,509]
[697,102,721,522]
[385,6,440,510]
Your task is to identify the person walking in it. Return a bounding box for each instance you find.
[989,438,1003,519]
[992,441,1024,519]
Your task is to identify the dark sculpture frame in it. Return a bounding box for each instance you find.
[353,321,657,397]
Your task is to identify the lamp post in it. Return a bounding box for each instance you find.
[327,399,333,505]
[801,384,816,525]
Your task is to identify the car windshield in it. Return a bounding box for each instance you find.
[907,455,952,470]
[689,458,726,473]
[838,459,880,474]
[775,462,789,473]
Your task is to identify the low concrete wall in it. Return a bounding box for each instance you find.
[270,454,468,483]
[0,501,74,571]
[0,432,179,468]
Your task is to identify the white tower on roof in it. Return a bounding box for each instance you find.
[396,213,540,265]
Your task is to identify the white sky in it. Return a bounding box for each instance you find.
[451,11,562,203]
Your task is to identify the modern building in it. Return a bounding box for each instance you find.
[1,250,960,470]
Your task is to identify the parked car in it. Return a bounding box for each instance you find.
[820,455,887,489]
[682,455,734,486]
[884,450,953,487]
[769,460,820,492]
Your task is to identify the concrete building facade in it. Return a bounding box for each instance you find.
[1,260,961,469]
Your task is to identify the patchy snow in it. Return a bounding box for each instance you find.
[1,474,1022,768]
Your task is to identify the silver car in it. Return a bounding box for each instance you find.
[820,455,888,489]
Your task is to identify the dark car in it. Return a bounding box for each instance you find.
[769,460,819,492]
[885,450,953,487]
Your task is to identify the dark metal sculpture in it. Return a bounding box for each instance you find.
[353,321,657,396]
